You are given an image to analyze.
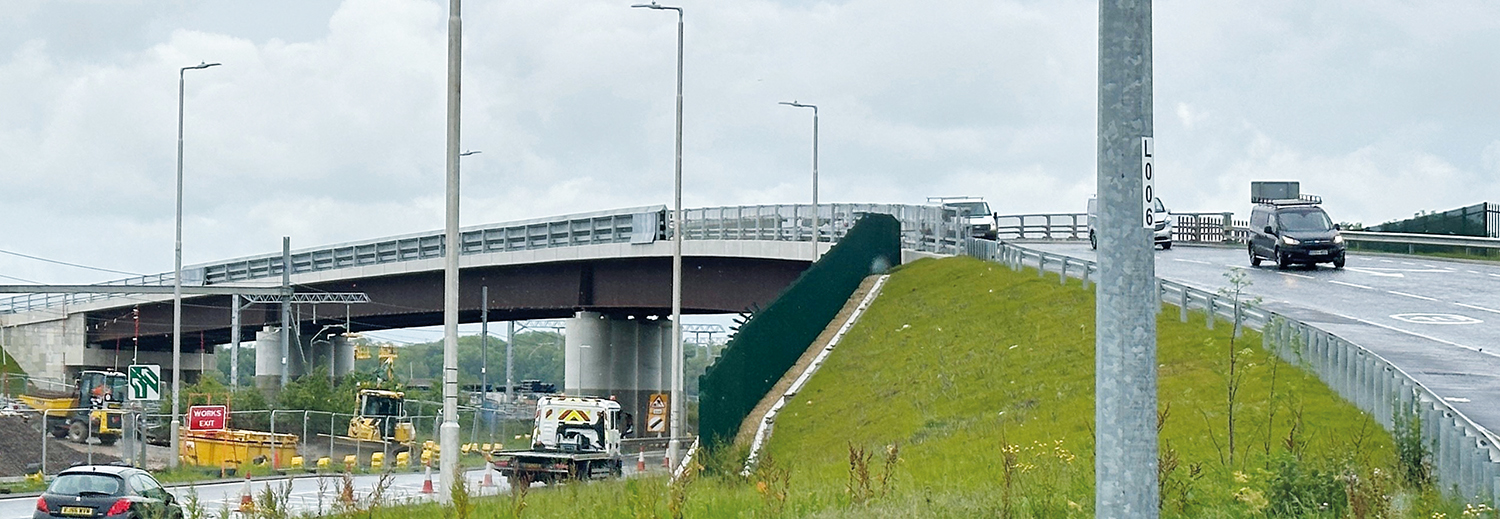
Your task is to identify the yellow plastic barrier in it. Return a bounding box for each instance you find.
[420,449,432,466]
[290,456,304,470]
[177,428,299,468]
[370,452,384,470]
[316,457,331,471]
[481,443,492,452]
[343,455,357,471]
[460,443,473,454]
[395,452,411,469]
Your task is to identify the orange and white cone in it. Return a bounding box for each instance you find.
[636,451,646,473]
[419,461,435,494]
[481,459,496,488]
[237,472,254,512]
[662,453,671,470]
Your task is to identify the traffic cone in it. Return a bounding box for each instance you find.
[636,451,646,473]
[419,461,435,494]
[482,460,496,488]
[237,472,254,513]
[662,453,671,470]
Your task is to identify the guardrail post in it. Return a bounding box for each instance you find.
[1037,254,1046,278]
[1204,296,1215,330]
[1060,258,1069,285]
[1179,289,1189,323]
[1154,278,1163,313]
[1082,263,1091,290]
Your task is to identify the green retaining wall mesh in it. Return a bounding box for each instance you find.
[697,213,901,448]
[1369,202,1499,237]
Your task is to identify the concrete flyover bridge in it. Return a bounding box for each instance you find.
[0,202,959,414]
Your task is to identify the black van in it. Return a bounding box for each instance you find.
[1248,197,1346,269]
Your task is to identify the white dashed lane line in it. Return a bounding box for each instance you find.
[1173,258,1213,265]
[1454,303,1500,315]
[1329,280,1374,290]
[1281,272,1315,280]
[1388,291,1439,302]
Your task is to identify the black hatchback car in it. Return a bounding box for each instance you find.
[1248,200,1346,269]
[34,465,181,519]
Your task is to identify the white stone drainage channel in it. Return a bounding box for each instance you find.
[740,274,891,476]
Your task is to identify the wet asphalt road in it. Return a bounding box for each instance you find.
[1028,242,1500,437]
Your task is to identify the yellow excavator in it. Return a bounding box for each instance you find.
[323,345,415,454]
[346,388,415,445]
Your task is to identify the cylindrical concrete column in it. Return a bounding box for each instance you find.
[254,327,283,394]
[565,312,610,396]
[333,336,355,377]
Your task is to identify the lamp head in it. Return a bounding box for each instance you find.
[183,62,221,71]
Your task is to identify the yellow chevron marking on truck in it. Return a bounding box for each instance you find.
[557,409,591,423]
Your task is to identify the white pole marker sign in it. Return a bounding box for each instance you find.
[1141,137,1155,228]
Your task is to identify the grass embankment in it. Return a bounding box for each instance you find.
[319,256,1478,518]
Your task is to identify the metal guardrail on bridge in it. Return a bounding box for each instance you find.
[966,238,1500,506]
[1,204,962,314]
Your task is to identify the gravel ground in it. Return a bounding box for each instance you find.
[0,414,123,476]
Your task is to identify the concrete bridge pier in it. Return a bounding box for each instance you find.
[254,327,356,394]
[565,312,672,438]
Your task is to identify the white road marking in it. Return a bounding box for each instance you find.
[1329,280,1374,290]
[1401,262,1416,265]
[1173,258,1213,265]
[1445,397,1472,403]
[1380,259,1394,263]
[1489,273,1500,279]
[1454,303,1500,315]
[1388,291,1439,302]
[1329,311,1500,359]
[1281,272,1315,279]
[1344,267,1404,277]
[1468,270,1481,274]
[1390,313,1481,325]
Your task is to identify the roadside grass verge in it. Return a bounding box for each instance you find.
[320,256,1481,518]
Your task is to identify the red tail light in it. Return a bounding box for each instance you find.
[106,498,132,516]
[35,497,48,513]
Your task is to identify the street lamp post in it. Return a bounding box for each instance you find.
[779,101,819,260]
[631,0,686,469]
[171,61,219,469]
[439,0,463,502]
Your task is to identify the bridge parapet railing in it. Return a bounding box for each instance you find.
[994,213,1088,240]
[2,204,962,313]
[1171,212,1248,244]
[965,238,1500,506]
[677,203,961,254]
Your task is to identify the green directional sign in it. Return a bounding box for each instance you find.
[128,364,161,401]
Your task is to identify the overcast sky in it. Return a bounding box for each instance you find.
[3,0,1498,291]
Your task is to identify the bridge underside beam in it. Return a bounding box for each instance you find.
[84,256,805,351]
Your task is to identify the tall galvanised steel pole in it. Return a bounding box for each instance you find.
[439,0,463,503]
[171,61,219,469]
[1095,0,1157,516]
[632,0,685,469]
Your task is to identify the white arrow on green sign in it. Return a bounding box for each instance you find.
[128,364,161,401]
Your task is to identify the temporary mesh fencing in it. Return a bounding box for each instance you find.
[697,213,901,448]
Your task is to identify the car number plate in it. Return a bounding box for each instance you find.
[1310,250,1329,255]
[60,506,94,516]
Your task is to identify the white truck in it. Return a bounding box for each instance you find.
[928,196,999,240]
[489,395,633,486]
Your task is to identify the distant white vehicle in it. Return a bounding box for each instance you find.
[927,196,998,240]
[1087,195,1173,250]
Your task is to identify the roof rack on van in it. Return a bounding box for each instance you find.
[926,196,985,204]
[1252,194,1322,206]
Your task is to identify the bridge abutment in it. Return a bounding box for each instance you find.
[1,313,211,385]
